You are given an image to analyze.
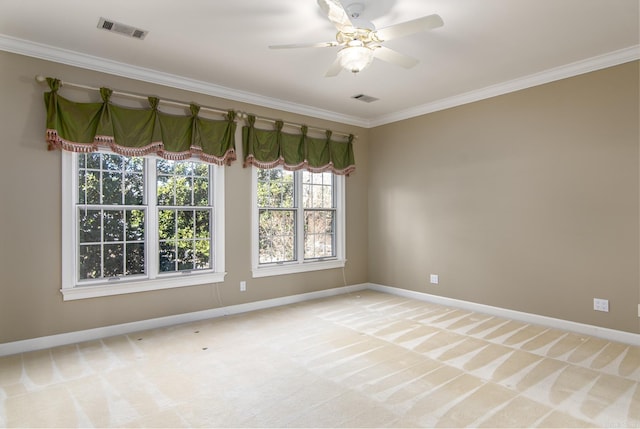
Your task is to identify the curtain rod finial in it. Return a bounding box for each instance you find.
[35,75,46,83]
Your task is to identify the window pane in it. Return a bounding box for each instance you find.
[159,209,175,240]
[304,210,336,259]
[126,243,145,275]
[103,172,123,205]
[175,177,193,206]
[80,170,101,205]
[177,210,195,239]
[79,209,102,243]
[86,153,101,169]
[79,244,101,280]
[124,173,144,205]
[126,157,144,173]
[195,240,210,269]
[258,209,295,264]
[126,210,145,241]
[194,163,208,177]
[194,178,209,206]
[103,210,124,242]
[103,243,124,277]
[157,159,174,174]
[196,210,210,238]
[102,154,123,171]
[177,241,194,270]
[195,210,211,269]
[78,171,86,205]
[157,175,173,206]
[159,241,177,272]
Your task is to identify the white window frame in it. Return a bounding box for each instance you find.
[61,151,226,301]
[251,167,346,278]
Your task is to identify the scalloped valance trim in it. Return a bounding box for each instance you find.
[46,130,237,166]
[243,155,354,175]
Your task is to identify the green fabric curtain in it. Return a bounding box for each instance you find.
[44,78,237,165]
[242,115,355,175]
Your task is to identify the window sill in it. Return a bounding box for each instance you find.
[61,271,226,301]
[252,259,345,278]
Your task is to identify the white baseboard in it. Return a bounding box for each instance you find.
[2,282,638,356]
[0,283,368,357]
[368,283,640,346]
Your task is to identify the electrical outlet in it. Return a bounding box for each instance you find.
[593,298,609,312]
[240,281,246,292]
[430,274,439,285]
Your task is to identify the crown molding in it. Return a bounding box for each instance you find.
[1,34,637,129]
[0,34,370,128]
[370,45,640,127]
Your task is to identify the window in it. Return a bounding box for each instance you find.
[252,167,345,277]
[61,151,225,300]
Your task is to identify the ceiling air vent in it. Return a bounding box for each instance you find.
[97,17,148,40]
[352,94,379,103]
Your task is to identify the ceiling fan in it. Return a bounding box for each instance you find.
[268,0,444,77]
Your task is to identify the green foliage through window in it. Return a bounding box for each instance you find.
[75,152,213,282]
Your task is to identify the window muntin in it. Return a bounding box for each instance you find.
[253,167,345,277]
[63,151,225,300]
[257,169,296,264]
[157,160,212,273]
[77,153,146,281]
[78,208,145,280]
[302,171,336,260]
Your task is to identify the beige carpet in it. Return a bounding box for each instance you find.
[1,290,639,428]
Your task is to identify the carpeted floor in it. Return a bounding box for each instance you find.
[1,290,639,427]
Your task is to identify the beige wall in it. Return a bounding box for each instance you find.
[0,51,369,343]
[1,50,638,343]
[368,61,640,334]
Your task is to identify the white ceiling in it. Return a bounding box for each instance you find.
[1,0,638,127]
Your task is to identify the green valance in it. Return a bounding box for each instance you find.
[44,78,236,165]
[242,115,355,175]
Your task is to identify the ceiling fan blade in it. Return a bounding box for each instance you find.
[269,41,338,49]
[325,57,343,77]
[373,46,419,69]
[317,0,353,32]
[375,14,443,41]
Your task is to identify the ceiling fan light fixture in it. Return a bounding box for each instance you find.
[337,46,374,74]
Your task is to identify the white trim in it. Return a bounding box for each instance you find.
[252,259,346,278]
[1,34,637,128]
[0,34,368,128]
[368,283,640,346]
[61,151,74,292]
[213,163,226,277]
[60,272,227,300]
[370,46,640,127]
[0,283,369,357]
[2,282,638,356]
